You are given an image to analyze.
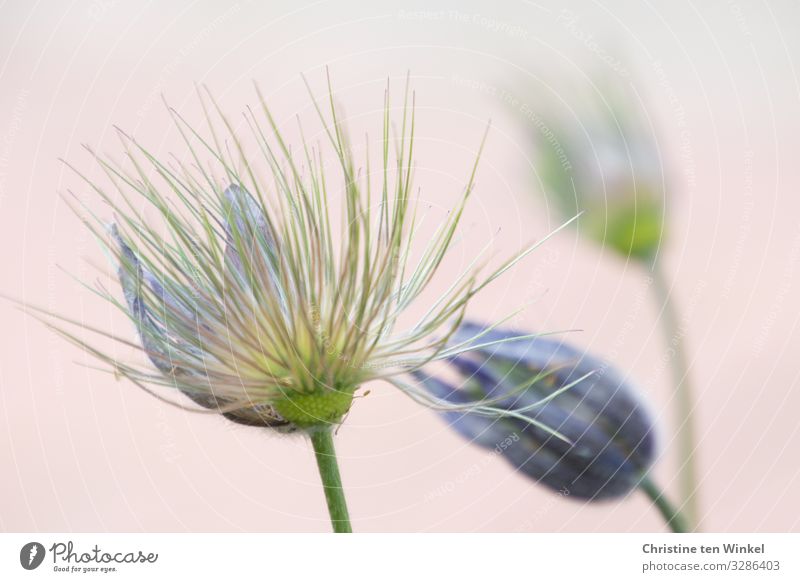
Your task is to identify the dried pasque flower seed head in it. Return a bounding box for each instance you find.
[42,79,557,435]
[415,321,657,500]
[530,77,666,261]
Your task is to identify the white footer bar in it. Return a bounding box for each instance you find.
[2,533,798,581]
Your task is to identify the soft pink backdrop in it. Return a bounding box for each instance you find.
[1,0,799,532]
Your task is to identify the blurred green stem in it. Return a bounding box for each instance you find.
[310,428,352,533]
[639,475,689,533]
[651,261,700,530]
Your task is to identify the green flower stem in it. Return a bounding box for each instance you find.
[639,475,689,533]
[310,428,352,533]
[651,261,700,530]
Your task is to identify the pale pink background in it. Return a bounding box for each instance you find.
[1,0,799,532]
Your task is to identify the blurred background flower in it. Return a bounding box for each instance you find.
[526,77,666,262]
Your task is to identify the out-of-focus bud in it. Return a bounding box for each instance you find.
[415,321,657,500]
[529,78,666,260]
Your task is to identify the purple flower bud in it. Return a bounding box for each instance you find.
[415,321,657,500]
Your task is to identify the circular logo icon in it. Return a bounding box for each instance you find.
[20,542,46,570]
